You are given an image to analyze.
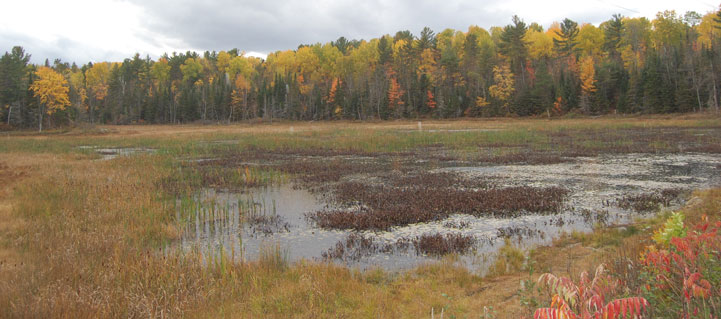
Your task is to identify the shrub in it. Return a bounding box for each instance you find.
[641,216,721,317]
[534,264,649,319]
[651,211,686,246]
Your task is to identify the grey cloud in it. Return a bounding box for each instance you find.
[3,0,679,64]
[0,31,93,64]
[128,0,527,54]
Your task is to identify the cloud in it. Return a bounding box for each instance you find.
[1,0,717,64]
[129,0,515,54]
[124,0,717,55]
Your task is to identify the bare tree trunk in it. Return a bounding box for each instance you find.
[228,101,233,124]
[712,58,720,113]
[263,95,268,122]
[7,104,11,126]
[243,90,248,120]
[376,84,381,119]
[202,86,207,120]
[690,61,702,112]
[38,106,44,132]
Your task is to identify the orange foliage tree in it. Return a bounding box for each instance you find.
[579,56,596,113]
[426,90,436,109]
[387,77,405,116]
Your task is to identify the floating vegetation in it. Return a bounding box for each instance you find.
[476,152,569,165]
[444,220,471,229]
[247,214,290,236]
[616,188,687,213]
[321,233,378,261]
[497,226,545,240]
[388,172,492,190]
[412,233,476,256]
[243,196,291,236]
[168,138,721,272]
[308,182,568,231]
[322,232,480,261]
[578,209,610,226]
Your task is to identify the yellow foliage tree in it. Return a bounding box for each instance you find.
[697,12,721,49]
[525,29,553,59]
[475,96,489,108]
[69,69,87,112]
[86,62,110,101]
[546,22,563,42]
[579,56,597,93]
[488,64,515,113]
[418,48,438,84]
[85,62,111,122]
[577,23,605,57]
[230,75,251,121]
[30,67,70,132]
[217,51,231,74]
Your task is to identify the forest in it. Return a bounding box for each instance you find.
[2,9,721,129]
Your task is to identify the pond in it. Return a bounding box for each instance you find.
[169,153,721,274]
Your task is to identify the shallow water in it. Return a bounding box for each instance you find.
[171,153,721,274]
[78,146,156,160]
[174,185,349,262]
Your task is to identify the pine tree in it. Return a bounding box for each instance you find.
[554,18,580,57]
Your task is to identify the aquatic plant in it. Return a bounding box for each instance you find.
[413,233,476,256]
[309,183,568,231]
[616,189,687,213]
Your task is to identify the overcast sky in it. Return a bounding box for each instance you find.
[1,0,718,64]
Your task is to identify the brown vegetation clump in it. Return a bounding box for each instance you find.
[412,233,476,256]
[322,232,478,261]
[388,172,491,189]
[546,126,721,156]
[247,214,291,236]
[322,233,378,261]
[616,188,687,213]
[309,182,568,231]
[497,226,545,240]
[476,152,569,165]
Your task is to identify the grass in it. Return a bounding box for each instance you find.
[0,115,720,317]
[489,239,526,276]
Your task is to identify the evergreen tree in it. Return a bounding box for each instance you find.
[554,18,580,57]
[0,46,30,126]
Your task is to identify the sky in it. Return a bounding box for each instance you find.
[1,0,718,64]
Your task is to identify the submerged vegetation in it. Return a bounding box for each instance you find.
[0,117,720,317]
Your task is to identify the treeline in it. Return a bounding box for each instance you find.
[2,9,721,129]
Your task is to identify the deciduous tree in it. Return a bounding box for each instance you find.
[30,66,70,132]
